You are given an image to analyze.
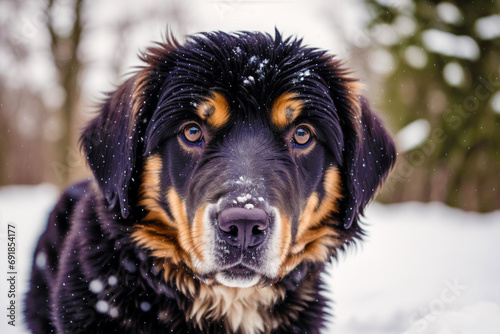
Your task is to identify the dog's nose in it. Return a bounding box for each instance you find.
[218,207,269,249]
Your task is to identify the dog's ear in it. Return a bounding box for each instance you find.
[80,39,177,217]
[80,77,142,218]
[341,97,396,228]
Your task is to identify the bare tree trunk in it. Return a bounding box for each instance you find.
[47,0,84,186]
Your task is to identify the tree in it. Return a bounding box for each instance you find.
[47,0,85,186]
[364,0,500,212]
[0,0,190,187]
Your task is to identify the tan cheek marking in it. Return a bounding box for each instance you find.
[166,188,194,256]
[296,167,343,237]
[271,92,304,129]
[133,157,199,269]
[196,92,230,129]
[133,155,183,262]
[279,167,344,276]
[138,155,175,226]
[132,228,179,261]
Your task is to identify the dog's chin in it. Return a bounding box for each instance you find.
[214,268,261,288]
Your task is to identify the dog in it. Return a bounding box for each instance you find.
[25,30,396,334]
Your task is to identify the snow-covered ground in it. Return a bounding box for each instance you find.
[1,184,499,333]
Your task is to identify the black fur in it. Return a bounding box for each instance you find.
[25,30,396,333]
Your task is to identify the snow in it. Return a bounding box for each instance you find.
[95,300,109,313]
[237,194,253,203]
[475,15,500,40]
[108,275,118,286]
[369,49,395,75]
[421,29,480,61]
[122,258,137,273]
[292,69,312,84]
[89,279,104,294]
[491,91,500,115]
[323,202,500,334]
[243,76,255,86]
[140,301,151,312]
[436,2,463,25]
[34,251,47,270]
[0,183,59,333]
[404,46,428,70]
[109,307,119,318]
[396,119,430,152]
[1,184,500,333]
[443,62,465,87]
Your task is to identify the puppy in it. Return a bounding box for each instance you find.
[25,30,396,334]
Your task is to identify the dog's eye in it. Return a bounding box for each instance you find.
[292,125,312,147]
[183,123,204,143]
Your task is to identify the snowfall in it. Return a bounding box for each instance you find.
[1,184,500,333]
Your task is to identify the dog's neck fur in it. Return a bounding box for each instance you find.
[160,263,281,333]
[159,261,319,334]
[189,284,284,334]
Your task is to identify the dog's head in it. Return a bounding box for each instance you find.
[81,31,395,288]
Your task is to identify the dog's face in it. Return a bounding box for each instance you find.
[81,31,395,289]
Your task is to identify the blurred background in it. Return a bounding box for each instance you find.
[1,0,500,333]
[1,0,499,212]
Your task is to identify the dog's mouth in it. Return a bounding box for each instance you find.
[215,263,262,288]
[225,264,255,276]
[195,262,265,288]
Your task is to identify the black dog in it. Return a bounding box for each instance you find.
[25,30,395,333]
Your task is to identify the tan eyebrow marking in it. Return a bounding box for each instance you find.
[270,92,304,129]
[196,92,230,129]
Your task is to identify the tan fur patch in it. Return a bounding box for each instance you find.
[270,92,304,129]
[161,261,198,296]
[132,155,202,268]
[280,167,343,276]
[137,155,173,225]
[296,167,343,236]
[197,92,231,128]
